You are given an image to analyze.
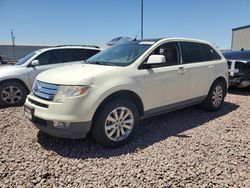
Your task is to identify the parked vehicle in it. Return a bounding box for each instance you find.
[24,38,228,147]
[0,55,7,64]
[223,50,250,88]
[0,45,100,107]
[106,37,132,46]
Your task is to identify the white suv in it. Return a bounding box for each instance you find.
[24,38,228,147]
[0,45,100,107]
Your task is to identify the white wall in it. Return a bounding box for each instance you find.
[232,27,250,50]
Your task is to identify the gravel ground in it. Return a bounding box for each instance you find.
[0,89,249,187]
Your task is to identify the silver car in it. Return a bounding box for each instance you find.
[0,45,100,107]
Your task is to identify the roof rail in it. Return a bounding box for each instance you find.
[55,45,100,49]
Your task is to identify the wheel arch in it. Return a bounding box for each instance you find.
[210,76,228,96]
[93,90,144,120]
[213,76,228,87]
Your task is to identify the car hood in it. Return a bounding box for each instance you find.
[0,65,19,71]
[0,65,26,78]
[36,64,119,85]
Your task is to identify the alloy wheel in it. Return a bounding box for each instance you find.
[1,86,22,104]
[212,85,223,107]
[104,107,134,141]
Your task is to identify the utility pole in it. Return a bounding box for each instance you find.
[141,0,144,39]
[11,30,16,61]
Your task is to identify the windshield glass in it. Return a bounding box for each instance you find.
[223,51,250,60]
[86,42,152,66]
[15,51,36,65]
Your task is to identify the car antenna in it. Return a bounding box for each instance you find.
[133,32,139,41]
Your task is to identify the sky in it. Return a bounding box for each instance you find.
[0,0,250,49]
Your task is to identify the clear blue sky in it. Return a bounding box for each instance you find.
[0,0,250,49]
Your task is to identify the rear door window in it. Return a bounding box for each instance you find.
[180,42,207,63]
[62,49,84,62]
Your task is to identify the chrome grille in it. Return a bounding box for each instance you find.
[33,81,59,101]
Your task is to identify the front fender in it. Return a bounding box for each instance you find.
[81,78,144,121]
[0,67,32,90]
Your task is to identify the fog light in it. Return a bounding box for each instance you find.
[53,121,70,129]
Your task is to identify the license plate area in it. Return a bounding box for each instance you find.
[24,106,34,120]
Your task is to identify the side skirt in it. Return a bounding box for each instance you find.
[142,96,206,119]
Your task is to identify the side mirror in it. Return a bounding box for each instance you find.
[146,55,165,64]
[31,60,39,66]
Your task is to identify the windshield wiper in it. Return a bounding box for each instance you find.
[86,61,117,66]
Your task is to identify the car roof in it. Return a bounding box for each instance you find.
[124,37,212,45]
[36,45,101,53]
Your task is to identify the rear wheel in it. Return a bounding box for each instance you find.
[202,80,226,111]
[0,81,27,107]
[91,99,139,148]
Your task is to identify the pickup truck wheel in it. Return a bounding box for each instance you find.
[0,82,27,107]
[91,99,139,148]
[202,80,226,111]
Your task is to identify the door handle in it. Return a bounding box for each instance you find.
[178,66,187,74]
[208,65,215,69]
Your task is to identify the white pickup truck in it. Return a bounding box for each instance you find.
[24,38,228,147]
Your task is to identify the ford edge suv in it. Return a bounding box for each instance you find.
[24,38,228,147]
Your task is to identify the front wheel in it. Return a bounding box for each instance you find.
[91,99,139,148]
[202,80,226,111]
[0,81,27,107]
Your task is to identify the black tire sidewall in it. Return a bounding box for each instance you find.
[0,82,27,107]
[91,99,139,148]
[203,80,226,111]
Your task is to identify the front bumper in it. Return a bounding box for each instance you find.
[24,94,93,139]
[30,115,91,139]
[25,93,96,122]
[229,76,241,86]
[229,75,250,88]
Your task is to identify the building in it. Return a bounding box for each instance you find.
[0,44,51,62]
[231,25,250,50]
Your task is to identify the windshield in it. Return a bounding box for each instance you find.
[15,51,36,65]
[86,42,152,66]
[223,51,250,60]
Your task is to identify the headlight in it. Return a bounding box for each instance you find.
[53,85,89,103]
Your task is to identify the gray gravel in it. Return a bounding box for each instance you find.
[0,89,249,187]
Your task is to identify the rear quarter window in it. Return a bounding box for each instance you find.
[202,44,221,61]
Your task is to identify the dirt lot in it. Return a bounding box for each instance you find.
[0,89,249,187]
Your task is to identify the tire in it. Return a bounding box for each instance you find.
[91,99,139,148]
[0,81,27,107]
[202,80,226,111]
